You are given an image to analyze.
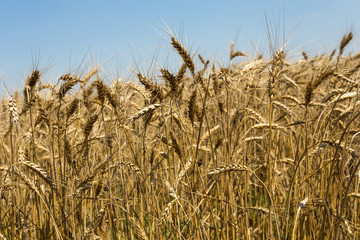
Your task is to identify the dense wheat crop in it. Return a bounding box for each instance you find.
[1,32,360,239]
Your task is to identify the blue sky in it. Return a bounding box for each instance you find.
[1,0,360,96]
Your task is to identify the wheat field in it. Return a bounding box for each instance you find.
[1,33,360,239]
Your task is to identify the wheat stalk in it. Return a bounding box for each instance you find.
[20,160,56,189]
[127,104,161,123]
[207,163,251,175]
[171,37,195,75]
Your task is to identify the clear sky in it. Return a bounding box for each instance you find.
[1,0,360,96]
